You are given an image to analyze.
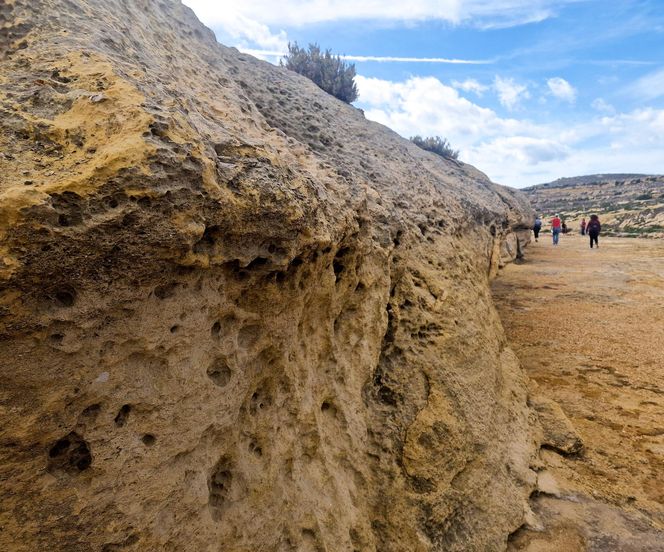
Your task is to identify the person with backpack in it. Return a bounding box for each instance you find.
[533,215,542,242]
[587,214,601,248]
[551,214,562,245]
[580,218,587,236]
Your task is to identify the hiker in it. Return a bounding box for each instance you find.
[551,213,562,245]
[587,214,601,248]
[580,218,587,236]
[562,221,568,234]
[533,215,542,242]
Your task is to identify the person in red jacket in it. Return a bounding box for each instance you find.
[587,214,601,248]
[580,218,587,236]
[551,214,562,245]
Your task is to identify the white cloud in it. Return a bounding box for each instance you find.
[184,1,583,28]
[547,77,577,102]
[354,74,664,186]
[355,75,536,144]
[239,50,492,64]
[493,76,530,110]
[591,97,615,113]
[338,55,490,64]
[183,0,586,55]
[183,2,288,50]
[452,78,489,95]
[472,136,569,165]
[624,66,664,101]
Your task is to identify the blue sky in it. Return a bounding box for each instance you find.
[183,0,664,187]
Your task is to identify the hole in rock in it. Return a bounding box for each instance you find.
[49,333,64,344]
[409,475,435,494]
[321,401,338,418]
[301,528,317,542]
[114,404,131,427]
[170,325,180,334]
[194,225,221,253]
[47,432,92,474]
[154,283,176,299]
[211,321,221,337]
[207,359,232,387]
[248,441,262,457]
[249,385,272,414]
[208,457,233,521]
[53,288,76,307]
[247,257,269,270]
[336,246,351,258]
[141,434,156,446]
[81,403,101,419]
[120,212,137,228]
[332,247,352,282]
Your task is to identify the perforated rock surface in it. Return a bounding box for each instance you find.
[1,1,536,551]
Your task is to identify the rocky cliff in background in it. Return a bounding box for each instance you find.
[525,175,664,237]
[0,1,536,550]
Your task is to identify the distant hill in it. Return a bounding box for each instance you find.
[523,175,664,237]
[524,173,655,190]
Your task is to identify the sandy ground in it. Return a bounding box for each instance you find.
[493,234,664,551]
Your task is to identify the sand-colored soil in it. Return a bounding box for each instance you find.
[493,234,664,551]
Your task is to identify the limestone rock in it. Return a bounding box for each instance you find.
[0,1,536,551]
[530,395,584,456]
[536,471,561,497]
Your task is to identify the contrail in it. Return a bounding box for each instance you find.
[240,48,494,64]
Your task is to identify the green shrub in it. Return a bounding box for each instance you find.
[281,42,358,103]
[410,135,459,160]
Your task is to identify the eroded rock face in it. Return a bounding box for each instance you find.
[0,1,536,551]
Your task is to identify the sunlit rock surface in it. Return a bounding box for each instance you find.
[0,1,537,550]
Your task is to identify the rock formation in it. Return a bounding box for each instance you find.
[0,1,536,550]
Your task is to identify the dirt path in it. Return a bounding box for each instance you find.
[492,234,664,551]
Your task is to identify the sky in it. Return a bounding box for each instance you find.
[182,0,664,188]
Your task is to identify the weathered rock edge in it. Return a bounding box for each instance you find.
[0,1,537,551]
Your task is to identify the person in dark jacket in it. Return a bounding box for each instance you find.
[533,216,542,241]
[587,214,601,248]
